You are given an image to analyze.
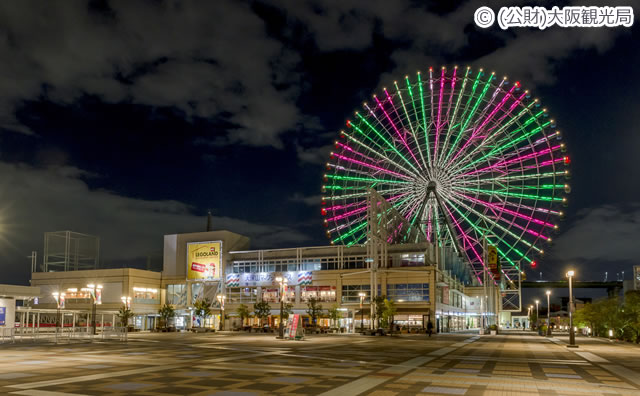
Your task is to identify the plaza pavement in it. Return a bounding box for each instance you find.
[1,330,639,395]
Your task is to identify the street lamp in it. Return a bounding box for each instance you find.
[52,292,65,329]
[567,270,577,347]
[358,292,366,333]
[217,294,226,331]
[545,290,551,336]
[121,296,131,309]
[535,300,539,328]
[85,284,102,335]
[528,305,533,329]
[275,276,287,338]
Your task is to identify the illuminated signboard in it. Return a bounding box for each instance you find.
[225,271,312,287]
[187,241,222,280]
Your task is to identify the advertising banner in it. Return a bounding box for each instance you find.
[225,271,312,287]
[187,241,222,280]
[286,314,304,340]
[0,307,5,326]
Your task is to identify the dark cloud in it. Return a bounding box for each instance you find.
[0,0,306,147]
[553,204,640,263]
[0,161,310,283]
[289,193,323,206]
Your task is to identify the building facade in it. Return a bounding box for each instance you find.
[28,230,475,333]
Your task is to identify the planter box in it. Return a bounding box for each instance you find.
[490,330,497,335]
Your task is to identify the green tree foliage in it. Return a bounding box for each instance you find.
[328,303,341,328]
[306,297,323,326]
[236,303,252,326]
[158,304,175,330]
[193,298,212,327]
[381,298,397,333]
[574,292,640,342]
[253,300,271,326]
[373,295,386,329]
[118,305,134,328]
[282,302,294,320]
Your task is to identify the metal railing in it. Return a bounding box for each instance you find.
[1,326,128,344]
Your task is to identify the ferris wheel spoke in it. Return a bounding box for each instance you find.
[453,100,540,174]
[417,72,432,165]
[341,129,422,179]
[325,66,567,274]
[446,75,508,168]
[373,95,424,171]
[447,192,545,255]
[352,113,422,176]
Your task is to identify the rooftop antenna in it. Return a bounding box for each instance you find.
[206,210,213,232]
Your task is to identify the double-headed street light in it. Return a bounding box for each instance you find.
[121,296,131,309]
[567,270,577,347]
[545,290,551,336]
[358,292,366,333]
[217,294,226,331]
[275,276,288,338]
[52,292,66,329]
[84,284,102,335]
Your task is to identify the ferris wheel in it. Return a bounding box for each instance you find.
[322,66,569,279]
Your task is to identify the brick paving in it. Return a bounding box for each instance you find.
[0,331,639,395]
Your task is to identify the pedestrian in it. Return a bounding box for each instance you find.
[427,320,434,337]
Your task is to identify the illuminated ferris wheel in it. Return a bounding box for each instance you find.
[322,66,569,279]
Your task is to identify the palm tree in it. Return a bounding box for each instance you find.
[158,304,175,331]
[118,305,134,341]
[193,298,212,328]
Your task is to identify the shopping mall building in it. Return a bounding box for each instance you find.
[26,230,486,333]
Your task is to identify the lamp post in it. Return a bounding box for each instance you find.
[275,276,287,338]
[358,292,366,333]
[120,296,131,309]
[217,294,226,331]
[52,292,65,328]
[545,290,551,336]
[535,300,539,329]
[567,270,577,347]
[528,305,533,329]
[86,284,103,335]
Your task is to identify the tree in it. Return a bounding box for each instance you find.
[306,297,323,326]
[118,305,134,328]
[328,303,341,328]
[282,303,294,321]
[381,298,397,333]
[158,304,175,330]
[237,303,252,326]
[193,298,212,328]
[373,295,387,329]
[253,300,271,327]
[621,291,640,343]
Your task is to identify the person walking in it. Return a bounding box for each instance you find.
[427,320,434,337]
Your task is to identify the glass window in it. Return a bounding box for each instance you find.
[341,285,371,303]
[133,287,159,304]
[387,283,429,302]
[226,287,258,303]
[167,284,186,305]
[302,286,336,302]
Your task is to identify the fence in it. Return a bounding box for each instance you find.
[1,326,128,344]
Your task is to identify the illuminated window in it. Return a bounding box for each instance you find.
[167,284,186,305]
[387,283,429,302]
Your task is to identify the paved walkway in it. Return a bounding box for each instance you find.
[0,332,639,395]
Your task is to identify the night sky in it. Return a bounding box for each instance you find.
[0,1,638,286]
